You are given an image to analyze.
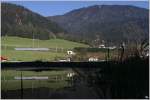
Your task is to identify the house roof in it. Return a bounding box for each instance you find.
[0,56,8,61]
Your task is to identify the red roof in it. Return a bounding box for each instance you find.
[0,56,8,61]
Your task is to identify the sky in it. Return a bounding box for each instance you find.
[4,1,149,17]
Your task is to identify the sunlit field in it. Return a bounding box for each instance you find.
[1,36,88,61]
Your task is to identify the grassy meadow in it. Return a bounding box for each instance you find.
[1,36,89,61]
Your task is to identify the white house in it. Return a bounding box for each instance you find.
[99,44,105,48]
[67,50,75,55]
[88,57,98,62]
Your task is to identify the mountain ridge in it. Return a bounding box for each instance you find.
[1,3,149,45]
[48,5,149,45]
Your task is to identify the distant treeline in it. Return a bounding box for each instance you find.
[74,47,115,52]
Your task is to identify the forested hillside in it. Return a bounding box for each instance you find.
[2,3,66,40]
[49,5,149,45]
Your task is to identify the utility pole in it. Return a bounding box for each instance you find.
[38,39,39,48]
[20,71,23,99]
[32,31,35,48]
[120,42,125,62]
[5,34,7,57]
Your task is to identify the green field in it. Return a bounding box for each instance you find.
[1,69,73,90]
[1,36,89,61]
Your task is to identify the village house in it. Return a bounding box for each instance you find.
[67,50,75,55]
[88,57,98,62]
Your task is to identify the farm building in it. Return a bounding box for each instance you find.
[88,57,98,62]
[67,50,75,55]
[14,48,49,51]
[0,56,8,62]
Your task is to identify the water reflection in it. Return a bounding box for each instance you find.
[2,68,101,99]
[1,65,149,99]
